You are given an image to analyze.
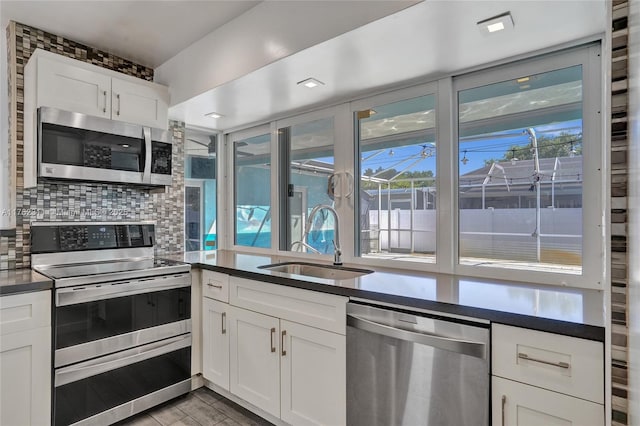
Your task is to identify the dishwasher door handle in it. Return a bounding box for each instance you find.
[347,314,487,359]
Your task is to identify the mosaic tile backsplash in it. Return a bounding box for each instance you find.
[610,2,631,424]
[1,22,184,270]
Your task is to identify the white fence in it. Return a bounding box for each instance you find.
[369,208,582,263]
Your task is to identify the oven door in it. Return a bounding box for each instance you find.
[54,273,191,367]
[54,334,191,426]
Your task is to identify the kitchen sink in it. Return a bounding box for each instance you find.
[258,262,374,280]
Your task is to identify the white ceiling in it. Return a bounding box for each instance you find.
[0,0,260,67]
[170,0,607,131]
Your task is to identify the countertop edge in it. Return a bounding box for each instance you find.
[192,262,605,343]
[0,280,53,296]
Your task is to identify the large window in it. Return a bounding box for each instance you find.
[355,93,437,263]
[454,44,601,280]
[184,128,217,251]
[278,116,336,255]
[220,43,603,289]
[233,131,272,248]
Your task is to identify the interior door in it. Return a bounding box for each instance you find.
[202,298,229,391]
[228,305,280,418]
[185,182,204,251]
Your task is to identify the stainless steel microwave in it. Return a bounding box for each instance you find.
[37,107,172,186]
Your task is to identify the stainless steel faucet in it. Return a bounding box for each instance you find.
[292,204,342,265]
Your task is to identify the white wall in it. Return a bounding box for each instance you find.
[628,0,640,422]
[154,1,416,107]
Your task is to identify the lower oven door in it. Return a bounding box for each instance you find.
[54,334,191,426]
[54,273,191,367]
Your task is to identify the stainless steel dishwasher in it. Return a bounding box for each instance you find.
[347,302,490,426]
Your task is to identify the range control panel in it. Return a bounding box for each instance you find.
[31,223,155,254]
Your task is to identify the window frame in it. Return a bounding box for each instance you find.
[452,43,603,288]
[349,82,442,271]
[274,104,353,262]
[225,123,276,254]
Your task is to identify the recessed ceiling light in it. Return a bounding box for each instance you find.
[205,112,223,119]
[477,12,514,34]
[297,77,324,88]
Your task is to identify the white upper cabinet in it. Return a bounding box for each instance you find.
[26,49,169,129]
[111,78,168,129]
[36,56,112,119]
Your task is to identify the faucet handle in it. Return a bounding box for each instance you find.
[332,240,342,265]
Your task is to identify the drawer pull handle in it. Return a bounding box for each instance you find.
[270,327,276,353]
[207,283,223,289]
[102,90,107,113]
[518,352,570,369]
[282,330,287,356]
[501,395,506,426]
[221,312,226,335]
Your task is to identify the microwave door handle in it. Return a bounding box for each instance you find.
[143,127,152,183]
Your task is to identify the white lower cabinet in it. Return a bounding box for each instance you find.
[228,305,281,418]
[202,298,230,391]
[202,276,347,425]
[280,319,346,426]
[492,377,604,426]
[491,324,604,426]
[0,291,51,426]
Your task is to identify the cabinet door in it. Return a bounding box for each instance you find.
[112,78,169,129]
[492,377,604,426]
[37,56,111,118]
[202,298,229,390]
[228,305,280,418]
[280,320,346,426]
[0,327,51,426]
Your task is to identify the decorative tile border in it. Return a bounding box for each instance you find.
[610,1,630,425]
[1,21,184,270]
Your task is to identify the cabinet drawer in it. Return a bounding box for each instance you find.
[0,291,51,335]
[492,377,604,426]
[492,324,603,404]
[202,270,229,303]
[229,277,347,334]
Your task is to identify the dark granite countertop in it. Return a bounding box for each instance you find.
[0,268,53,295]
[164,250,605,342]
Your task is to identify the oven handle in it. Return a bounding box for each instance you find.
[56,274,191,307]
[55,334,191,387]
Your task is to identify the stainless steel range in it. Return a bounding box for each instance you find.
[32,222,192,426]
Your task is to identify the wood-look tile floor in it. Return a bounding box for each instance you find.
[115,388,274,426]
